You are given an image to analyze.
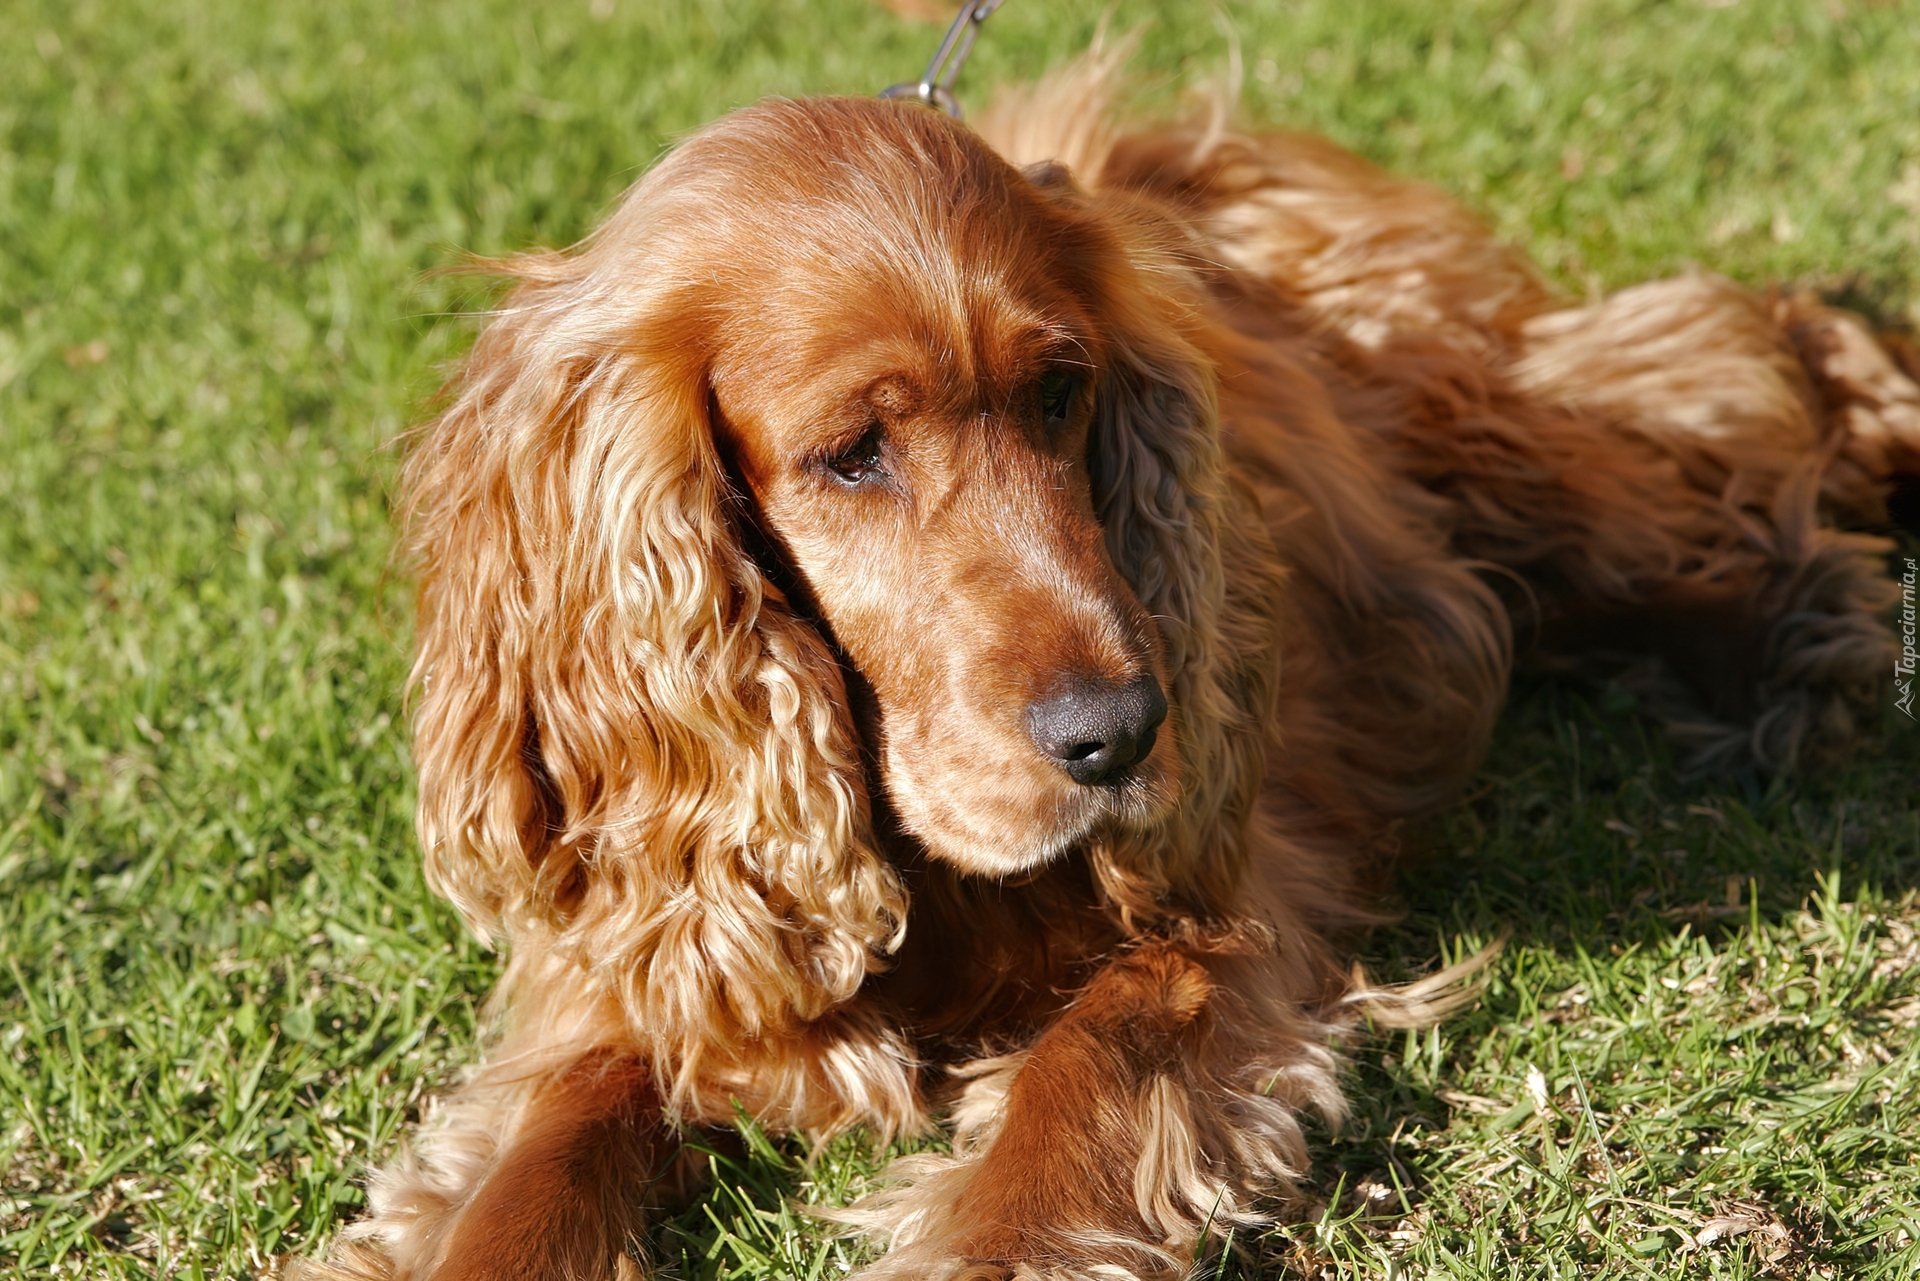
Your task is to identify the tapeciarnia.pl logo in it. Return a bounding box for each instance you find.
[1899,557,1918,719]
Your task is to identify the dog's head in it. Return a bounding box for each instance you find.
[701,102,1194,874]
[405,97,1225,1033]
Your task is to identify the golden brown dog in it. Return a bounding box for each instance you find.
[305,52,1920,1281]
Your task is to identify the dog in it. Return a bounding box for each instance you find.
[303,50,1920,1281]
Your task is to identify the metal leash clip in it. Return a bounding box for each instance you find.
[879,0,1007,120]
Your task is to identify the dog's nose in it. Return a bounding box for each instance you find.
[1026,674,1168,785]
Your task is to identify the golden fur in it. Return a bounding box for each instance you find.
[300,53,1919,1281]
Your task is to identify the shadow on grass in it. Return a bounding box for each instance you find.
[1392,669,1920,961]
[1282,634,1920,1276]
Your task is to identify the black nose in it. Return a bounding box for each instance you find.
[1026,674,1168,786]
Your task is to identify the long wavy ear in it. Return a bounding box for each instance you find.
[1077,225,1274,918]
[399,197,907,1116]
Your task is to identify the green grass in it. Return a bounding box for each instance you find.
[2,0,1917,1276]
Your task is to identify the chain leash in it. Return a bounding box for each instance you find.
[878,0,1007,120]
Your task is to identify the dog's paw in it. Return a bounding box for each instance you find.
[852,1244,1183,1281]
[837,1156,1192,1281]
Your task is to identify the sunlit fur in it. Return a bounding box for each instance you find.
[301,51,1920,1281]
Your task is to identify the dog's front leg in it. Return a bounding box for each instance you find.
[423,1050,673,1281]
[301,1047,683,1281]
[853,939,1324,1281]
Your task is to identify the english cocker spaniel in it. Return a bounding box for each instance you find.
[306,51,1920,1281]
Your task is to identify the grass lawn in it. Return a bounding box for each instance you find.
[3,0,1918,1276]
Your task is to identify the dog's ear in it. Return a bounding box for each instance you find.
[1082,243,1268,912]
[1090,297,1227,687]
[400,222,906,1079]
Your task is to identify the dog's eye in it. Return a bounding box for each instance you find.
[1039,371,1078,426]
[826,425,886,485]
